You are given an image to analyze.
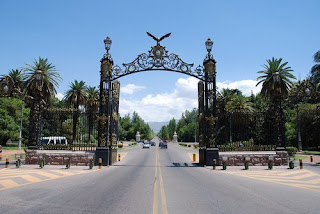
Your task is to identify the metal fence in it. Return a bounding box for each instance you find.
[40,108,98,151]
[216,111,275,150]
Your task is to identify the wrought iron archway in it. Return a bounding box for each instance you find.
[97,32,218,166]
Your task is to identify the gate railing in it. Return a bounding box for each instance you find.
[40,108,98,151]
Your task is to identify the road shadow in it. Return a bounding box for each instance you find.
[169,162,200,167]
[111,162,200,167]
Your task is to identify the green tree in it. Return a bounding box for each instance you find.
[23,57,62,102]
[158,126,169,140]
[310,50,320,88]
[119,112,155,141]
[64,80,87,143]
[8,69,24,92]
[0,98,29,145]
[256,57,296,99]
[217,88,242,113]
[167,118,176,140]
[226,94,254,113]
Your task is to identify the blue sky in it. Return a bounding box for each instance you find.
[1,0,319,122]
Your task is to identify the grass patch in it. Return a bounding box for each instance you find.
[294,155,307,160]
[303,151,320,155]
[1,146,27,150]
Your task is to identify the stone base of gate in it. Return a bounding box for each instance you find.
[205,148,220,166]
[218,151,288,166]
[25,150,95,166]
[95,147,110,166]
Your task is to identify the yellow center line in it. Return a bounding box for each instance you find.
[152,146,168,214]
[158,160,168,214]
[153,148,159,214]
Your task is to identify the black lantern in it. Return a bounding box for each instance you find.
[205,38,213,53]
[273,72,280,83]
[2,84,9,95]
[35,69,43,81]
[104,37,112,52]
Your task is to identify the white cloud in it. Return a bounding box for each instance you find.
[217,80,261,96]
[55,92,64,100]
[119,78,262,122]
[119,77,198,122]
[121,84,146,94]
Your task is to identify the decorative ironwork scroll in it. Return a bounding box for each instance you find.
[109,33,205,81]
[110,81,120,149]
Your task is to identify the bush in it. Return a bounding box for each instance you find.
[118,144,123,148]
[193,144,199,149]
[188,144,191,147]
[287,147,298,156]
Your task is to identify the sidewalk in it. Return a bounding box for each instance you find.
[296,153,320,163]
[0,149,25,160]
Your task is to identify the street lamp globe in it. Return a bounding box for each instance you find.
[304,87,310,97]
[273,72,280,83]
[35,69,43,81]
[205,38,213,53]
[104,36,112,52]
[3,84,9,94]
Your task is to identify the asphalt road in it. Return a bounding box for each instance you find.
[1,139,320,214]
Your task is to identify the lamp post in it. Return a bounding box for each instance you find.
[272,72,285,149]
[96,36,114,166]
[18,103,23,149]
[297,87,310,151]
[202,38,219,166]
[203,38,217,148]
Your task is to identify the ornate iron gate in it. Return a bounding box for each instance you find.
[97,33,219,166]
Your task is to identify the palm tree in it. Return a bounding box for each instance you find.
[310,50,320,88]
[226,94,254,113]
[257,57,296,147]
[8,69,24,92]
[24,58,61,101]
[85,86,99,143]
[23,57,62,147]
[256,57,296,99]
[65,80,87,143]
[217,88,242,113]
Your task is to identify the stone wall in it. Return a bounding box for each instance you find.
[25,150,95,166]
[219,151,288,166]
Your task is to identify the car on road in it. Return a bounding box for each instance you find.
[142,143,150,149]
[40,136,68,145]
[150,141,156,146]
[159,142,167,149]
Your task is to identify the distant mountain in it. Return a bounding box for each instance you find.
[147,122,169,134]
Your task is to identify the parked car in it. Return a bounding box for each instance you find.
[142,143,150,149]
[159,142,167,149]
[40,136,68,145]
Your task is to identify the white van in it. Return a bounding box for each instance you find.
[40,136,68,145]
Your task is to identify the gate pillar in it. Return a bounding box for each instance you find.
[110,81,120,164]
[202,39,219,166]
[198,81,206,166]
[96,37,113,166]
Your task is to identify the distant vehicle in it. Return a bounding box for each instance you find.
[142,143,150,149]
[150,141,156,146]
[40,136,68,145]
[159,142,167,149]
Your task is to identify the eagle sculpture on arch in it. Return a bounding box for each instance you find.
[146,32,171,46]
